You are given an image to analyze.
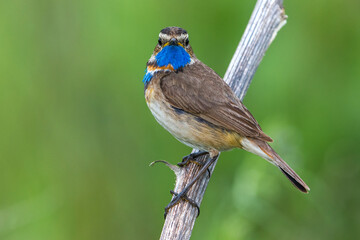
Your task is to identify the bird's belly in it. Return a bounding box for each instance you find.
[145,87,240,151]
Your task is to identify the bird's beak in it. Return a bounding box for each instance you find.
[169,38,178,46]
[164,38,183,47]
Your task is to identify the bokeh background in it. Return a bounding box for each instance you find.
[0,0,359,239]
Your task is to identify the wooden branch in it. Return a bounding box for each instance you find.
[159,0,287,239]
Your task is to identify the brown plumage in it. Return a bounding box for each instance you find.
[144,27,309,193]
[161,61,273,142]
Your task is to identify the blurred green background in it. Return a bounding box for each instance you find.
[0,0,359,239]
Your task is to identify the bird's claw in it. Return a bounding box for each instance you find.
[164,190,200,219]
[177,151,211,178]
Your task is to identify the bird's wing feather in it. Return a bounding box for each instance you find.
[160,61,273,142]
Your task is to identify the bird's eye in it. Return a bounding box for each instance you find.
[158,38,162,45]
[185,38,189,46]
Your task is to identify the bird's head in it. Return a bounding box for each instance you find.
[147,27,195,71]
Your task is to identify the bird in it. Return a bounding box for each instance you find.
[143,26,309,214]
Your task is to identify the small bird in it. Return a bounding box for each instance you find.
[144,27,309,213]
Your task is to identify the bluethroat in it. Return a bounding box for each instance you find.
[143,27,309,216]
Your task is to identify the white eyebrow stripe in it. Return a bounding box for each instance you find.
[158,33,189,41]
[177,33,189,40]
[159,33,171,41]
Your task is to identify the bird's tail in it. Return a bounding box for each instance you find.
[240,138,310,193]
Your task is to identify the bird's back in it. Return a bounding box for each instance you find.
[160,60,273,142]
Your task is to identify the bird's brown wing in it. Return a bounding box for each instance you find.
[160,61,273,142]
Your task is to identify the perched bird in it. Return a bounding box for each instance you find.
[144,27,309,212]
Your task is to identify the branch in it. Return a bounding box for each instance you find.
[158,0,287,239]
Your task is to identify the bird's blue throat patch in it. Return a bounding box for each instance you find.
[155,45,191,70]
[143,45,191,86]
[142,69,153,87]
[143,71,153,85]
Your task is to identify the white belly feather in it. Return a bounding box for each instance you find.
[145,86,206,150]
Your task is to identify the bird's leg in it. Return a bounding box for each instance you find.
[177,151,209,167]
[177,151,211,177]
[164,154,219,218]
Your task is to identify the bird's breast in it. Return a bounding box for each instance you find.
[145,84,154,103]
[145,78,241,152]
[145,79,186,140]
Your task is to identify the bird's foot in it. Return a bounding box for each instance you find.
[164,190,200,219]
[177,151,209,167]
[164,154,219,219]
[177,151,211,177]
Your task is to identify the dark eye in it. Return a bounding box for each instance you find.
[158,38,162,45]
[185,38,189,46]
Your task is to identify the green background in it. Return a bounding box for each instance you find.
[0,0,359,239]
